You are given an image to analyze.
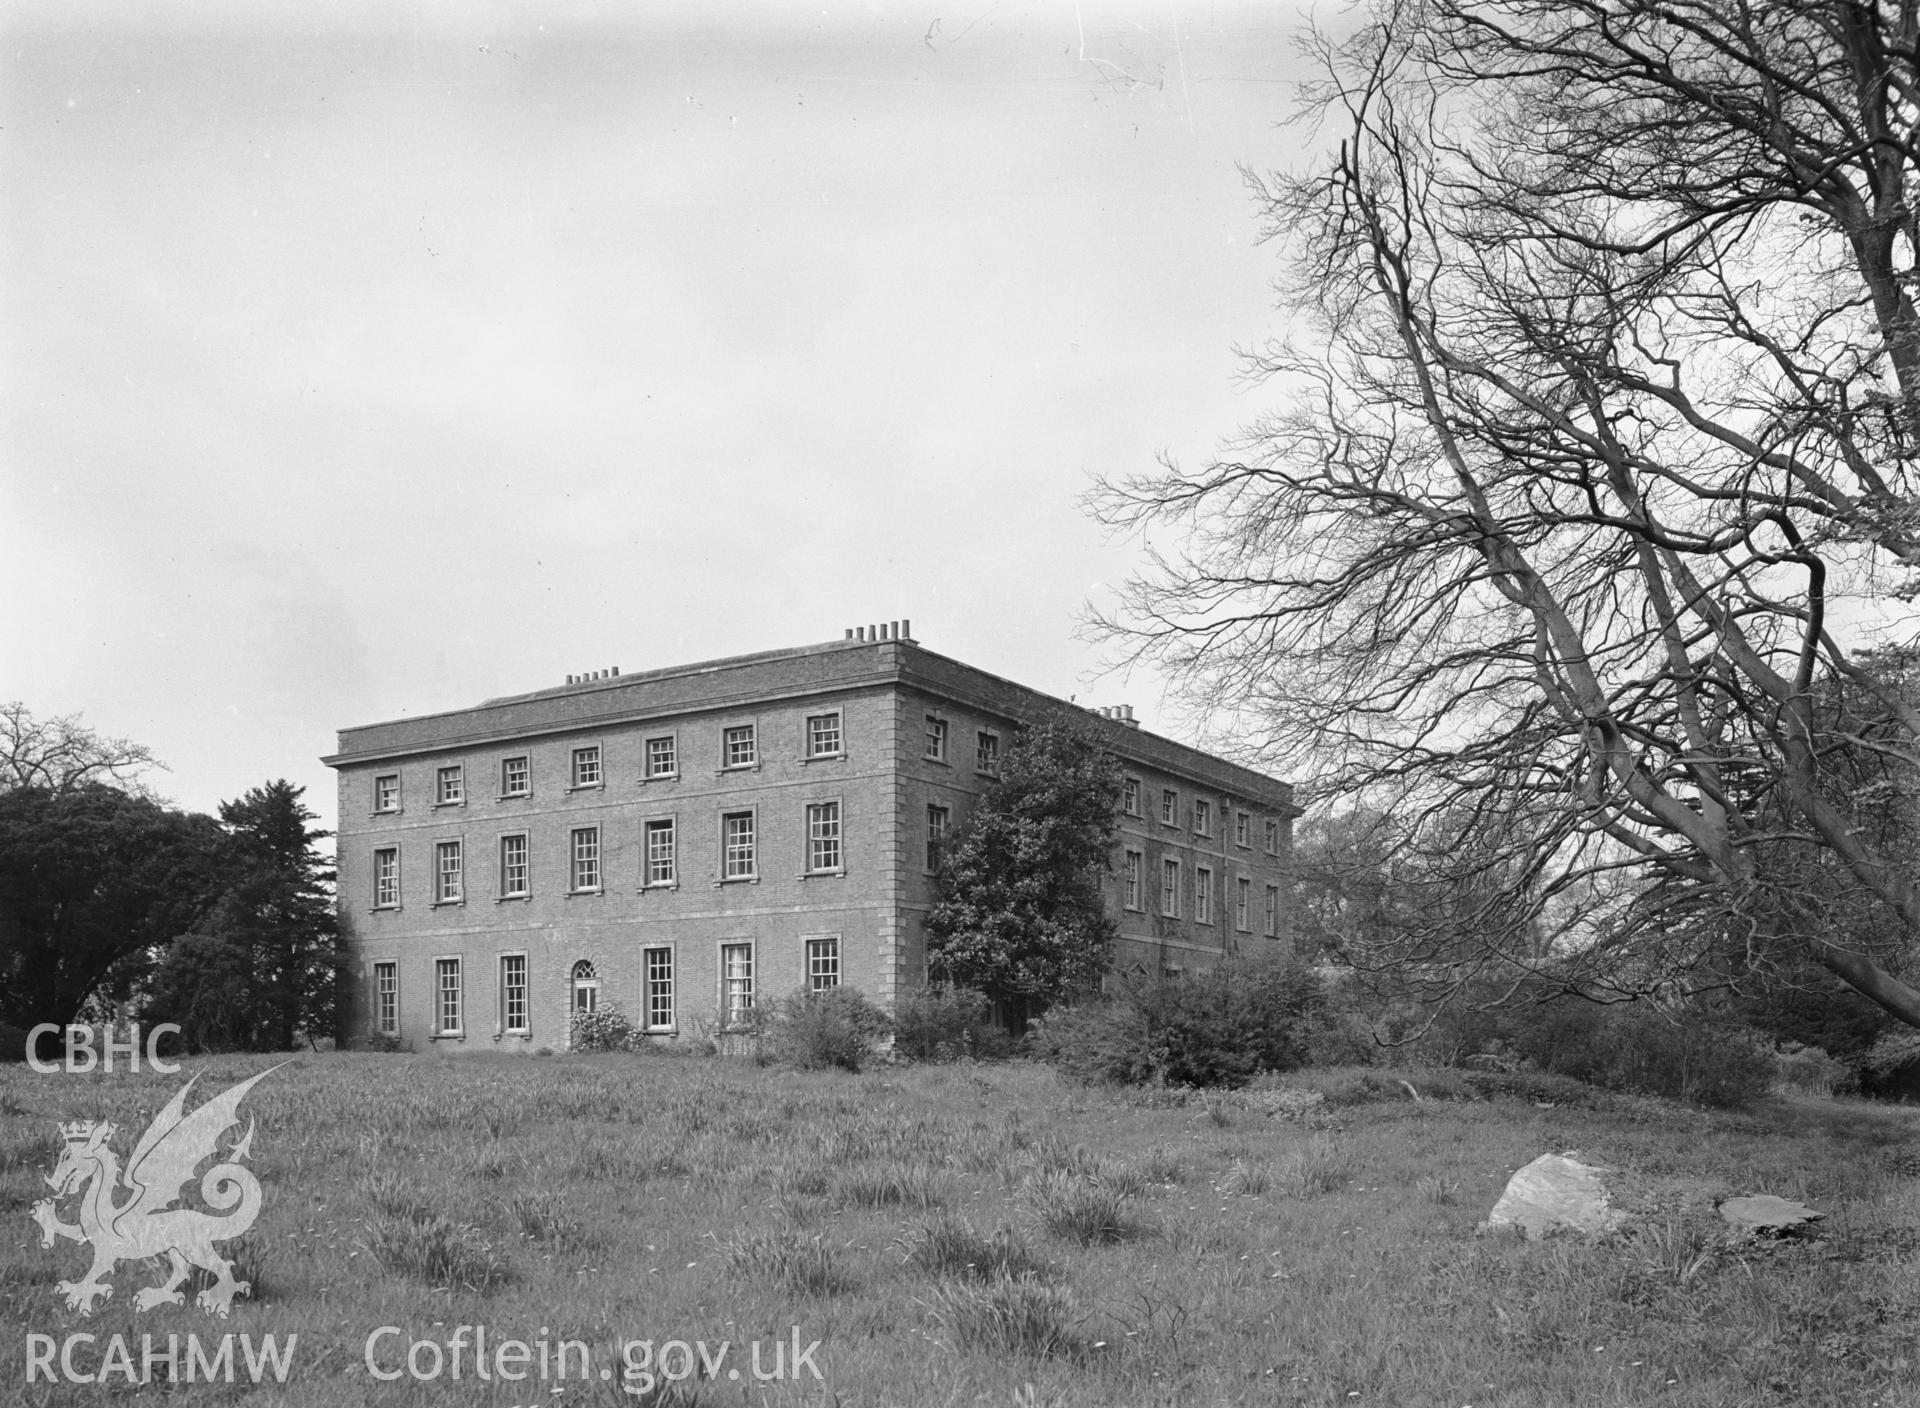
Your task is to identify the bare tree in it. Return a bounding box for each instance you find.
[0,701,163,797]
[1092,0,1920,1025]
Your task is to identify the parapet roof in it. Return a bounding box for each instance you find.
[324,635,1295,812]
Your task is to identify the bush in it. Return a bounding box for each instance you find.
[893,986,1012,1061]
[751,987,893,1071]
[1776,1041,1852,1097]
[569,1000,641,1053]
[1504,1001,1777,1108]
[1028,956,1323,1088]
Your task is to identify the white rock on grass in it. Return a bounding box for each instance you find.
[1718,1194,1824,1234]
[1482,1152,1627,1239]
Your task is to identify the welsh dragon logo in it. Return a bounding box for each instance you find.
[29,1067,279,1317]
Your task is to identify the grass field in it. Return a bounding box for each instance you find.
[4,1052,1920,1407]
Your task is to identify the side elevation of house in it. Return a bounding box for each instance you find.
[323,625,1297,1051]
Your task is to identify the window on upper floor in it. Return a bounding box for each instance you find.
[1237,877,1251,931]
[1123,777,1141,817]
[644,819,676,886]
[434,840,463,904]
[924,716,948,762]
[646,735,677,779]
[571,746,601,789]
[1161,789,1178,826]
[1162,858,1180,917]
[1124,850,1143,910]
[1194,799,1211,837]
[436,765,464,806]
[1265,819,1281,854]
[374,774,400,814]
[806,801,842,873]
[807,712,843,758]
[571,826,601,892]
[500,834,529,898]
[501,755,530,797]
[1195,865,1213,924]
[373,848,399,908]
[722,811,756,880]
[975,730,999,775]
[926,804,950,871]
[1235,811,1249,847]
[723,724,757,769]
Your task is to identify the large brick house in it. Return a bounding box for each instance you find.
[323,625,1297,1050]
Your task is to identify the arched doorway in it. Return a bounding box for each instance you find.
[571,959,600,1016]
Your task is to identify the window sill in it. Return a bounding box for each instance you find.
[369,905,402,914]
[430,899,466,909]
[639,773,680,785]
[431,800,465,810]
[567,783,605,794]
[496,894,531,904]
[370,809,402,818]
[497,792,533,802]
[497,1030,531,1042]
[923,756,949,767]
[797,869,846,881]
[431,1031,465,1042]
[717,763,761,776]
[640,881,680,893]
[800,753,845,765]
[565,889,604,899]
[715,876,760,886]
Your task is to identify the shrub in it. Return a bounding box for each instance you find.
[893,986,1012,1061]
[569,1001,641,1053]
[1515,1003,1777,1108]
[751,987,893,1072]
[1029,955,1323,1088]
[1776,1042,1851,1097]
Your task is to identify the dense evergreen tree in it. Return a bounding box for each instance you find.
[0,785,224,1031]
[926,718,1122,1032]
[143,780,342,1051]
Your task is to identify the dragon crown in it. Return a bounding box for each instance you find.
[58,1120,113,1145]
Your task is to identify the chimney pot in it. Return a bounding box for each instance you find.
[901,618,911,641]
[845,629,854,639]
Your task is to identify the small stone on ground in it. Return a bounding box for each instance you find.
[1719,1195,1824,1233]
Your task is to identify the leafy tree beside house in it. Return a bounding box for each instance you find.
[926,717,1123,1033]
[143,780,343,1051]
[0,784,226,1037]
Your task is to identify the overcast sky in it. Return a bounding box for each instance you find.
[2,1,1319,823]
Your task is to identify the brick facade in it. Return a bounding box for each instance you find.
[324,632,1297,1051]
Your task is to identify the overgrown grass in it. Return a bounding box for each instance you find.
[4,1053,1919,1405]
